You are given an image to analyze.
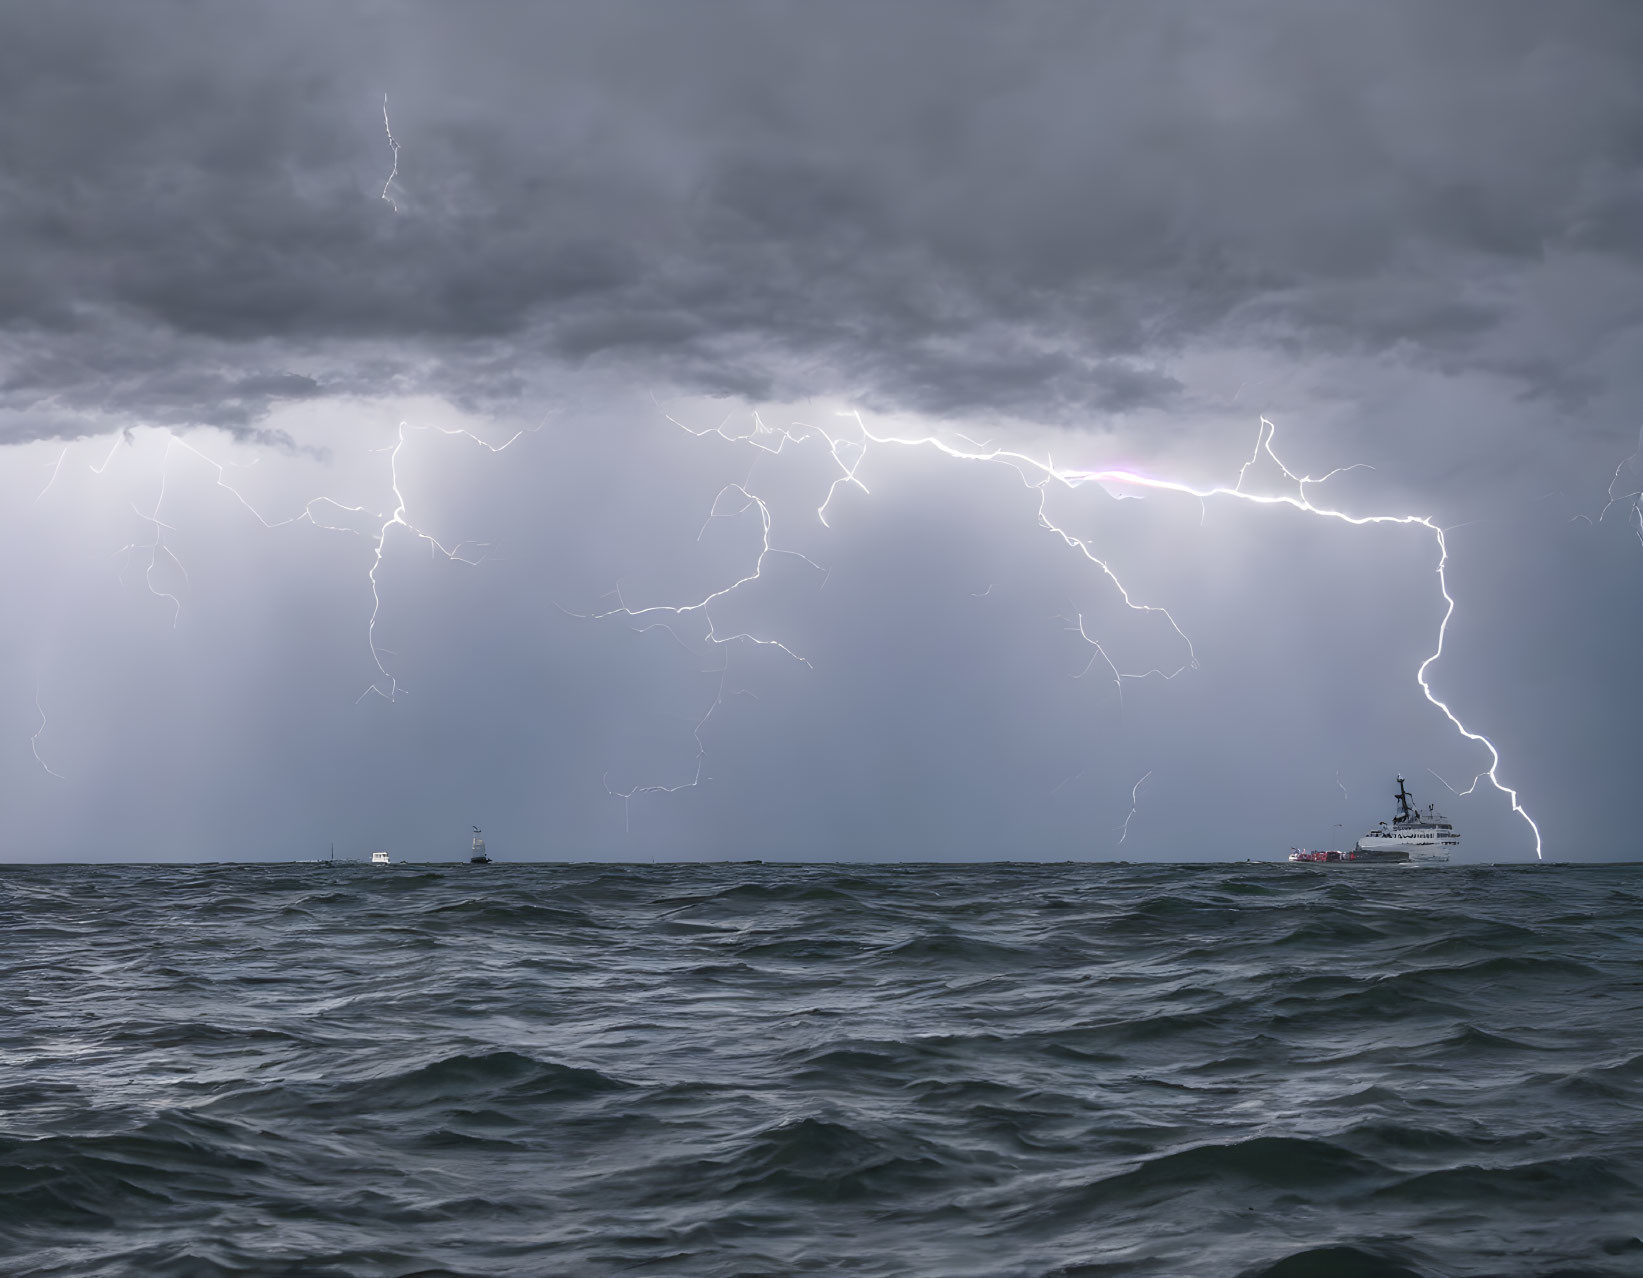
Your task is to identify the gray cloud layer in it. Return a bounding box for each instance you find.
[3,2,1641,434]
[3,3,1641,862]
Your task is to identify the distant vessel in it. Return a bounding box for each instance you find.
[1288,847,1410,865]
[469,826,490,865]
[1353,775,1457,862]
[1290,775,1458,865]
[370,850,392,866]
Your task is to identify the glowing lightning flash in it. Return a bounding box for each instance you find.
[599,408,1544,858]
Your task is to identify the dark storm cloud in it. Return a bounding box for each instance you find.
[1,1,1641,434]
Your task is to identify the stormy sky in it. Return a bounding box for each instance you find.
[3,1,1640,862]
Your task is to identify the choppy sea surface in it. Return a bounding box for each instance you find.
[2,862,1641,1278]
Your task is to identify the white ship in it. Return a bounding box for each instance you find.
[1290,774,1458,864]
[469,826,490,865]
[1352,775,1457,862]
[370,850,392,866]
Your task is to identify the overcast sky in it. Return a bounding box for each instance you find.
[3,1,1640,862]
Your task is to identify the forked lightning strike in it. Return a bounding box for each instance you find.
[1599,425,1643,548]
[1572,426,1643,543]
[115,452,188,628]
[581,483,822,666]
[358,422,526,703]
[19,102,527,777]
[59,421,525,708]
[567,482,827,822]
[598,407,1543,858]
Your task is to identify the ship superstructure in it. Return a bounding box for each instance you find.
[1353,775,1457,862]
[1289,774,1458,865]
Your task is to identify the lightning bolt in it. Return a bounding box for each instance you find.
[36,446,69,501]
[23,100,531,725]
[597,407,1544,859]
[567,480,826,817]
[1070,610,1191,704]
[380,94,401,213]
[1427,767,1463,796]
[358,421,526,703]
[105,432,360,629]
[113,447,188,627]
[582,483,822,666]
[30,680,66,781]
[54,418,527,702]
[1598,425,1643,548]
[1116,770,1153,847]
[90,431,130,475]
[601,664,754,832]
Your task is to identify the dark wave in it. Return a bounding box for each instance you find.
[0,1114,275,1231]
[1,861,1638,1276]
[1055,1135,1390,1210]
[1374,1155,1639,1203]
[373,1050,632,1105]
[643,1114,954,1205]
[1238,1245,1424,1278]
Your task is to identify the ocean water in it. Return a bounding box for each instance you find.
[1,863,1640,1278]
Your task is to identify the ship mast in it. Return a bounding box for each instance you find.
[1393,775,1414,824]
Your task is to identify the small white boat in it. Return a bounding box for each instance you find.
[370,850,392,866]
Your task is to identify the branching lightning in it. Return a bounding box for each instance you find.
[114,452,188,628]
[13,101,537,784]
[582,483,823,666]
[15,92,1571,855]
[357,421,526,703]
[566,480,827,818]
[593,407,1545,858]
[54,419,527,704]
[1598,425,1643,548]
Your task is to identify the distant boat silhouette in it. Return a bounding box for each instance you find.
[469,826,491,865]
